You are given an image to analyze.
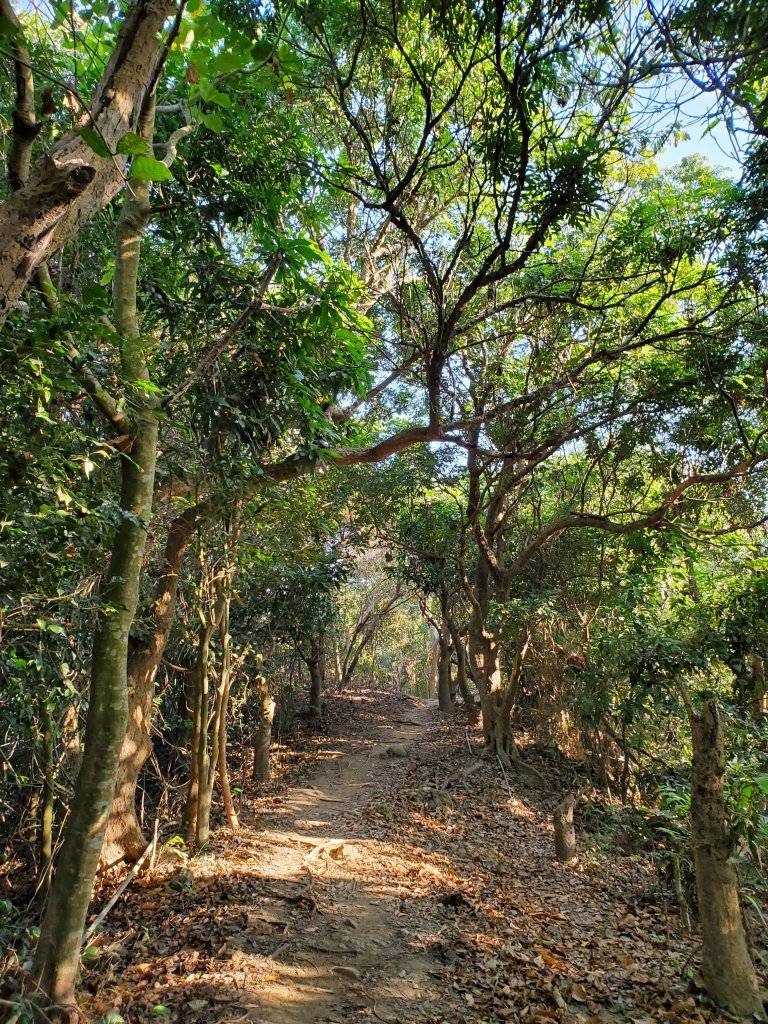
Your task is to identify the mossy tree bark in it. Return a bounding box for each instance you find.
[30,107,159,1007]
[38,698,55,892]
[684,696,763,1017]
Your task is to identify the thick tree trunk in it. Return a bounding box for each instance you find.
[252,674,275,783]
[468,618,514,759]
[687,699,763,1017]
[29,114,159,1008]
[0,0,176,324]
[102,506,197,864]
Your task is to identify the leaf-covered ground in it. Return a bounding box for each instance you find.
[81,692,741,1024]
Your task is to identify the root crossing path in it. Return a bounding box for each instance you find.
[89,691,710,1024]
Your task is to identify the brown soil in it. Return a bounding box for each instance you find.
[79,690,737,1024]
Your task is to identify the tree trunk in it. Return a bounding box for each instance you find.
[553,794,577,862]
[0,0,176,324]
[102,506,197,864]
[217,597,239,831]
[445,616,477,716]
[183,646,203,845]
[687,699,763,1017]
[38,698,55,892]
[307,645,323,715]
[252,674,275,783]
[427,631,439,698]
[468,619,513,759]
[31,410,158,1006]
[30,108,159,1009]
[437,637,454,713]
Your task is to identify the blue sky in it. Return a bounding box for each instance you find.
[656,89,745,177]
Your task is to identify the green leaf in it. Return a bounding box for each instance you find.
[252,39,274,63]
[199,111,224,133]
[116,132,149,156]
[129,156,173,182]
[209,89,231,109]
[212,50,246,73]
[77,127,111,159]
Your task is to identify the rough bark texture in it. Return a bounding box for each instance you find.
[185,570,226,848]
[553,794,577,862]
[30,134,159,1007]
[687,700,763,1017]
[0,0,176,324]
[468,616,514,757]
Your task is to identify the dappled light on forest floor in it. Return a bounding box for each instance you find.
[79,692,745,1024]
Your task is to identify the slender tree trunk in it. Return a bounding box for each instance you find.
[437,637,454,713]
[252,673,275,783]
[186,619,215,845]
[428,631,439,698]
[307,637,324,715]
[30,106,159,1009]
[333,636,343,688]
[103,506,197,864]
[445,616,477,716]
[217,597,238,830]
[38,699,55,892]
[685,699,763,1017]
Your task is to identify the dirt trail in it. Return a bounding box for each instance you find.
[246,699,444,1024]
[87,692,713,1024]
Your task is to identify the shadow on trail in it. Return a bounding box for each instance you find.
[81,691,712,1024]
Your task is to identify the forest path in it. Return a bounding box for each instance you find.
[241,696,447,1024]
[86,692,464,1024]
[87,692,710,1024]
